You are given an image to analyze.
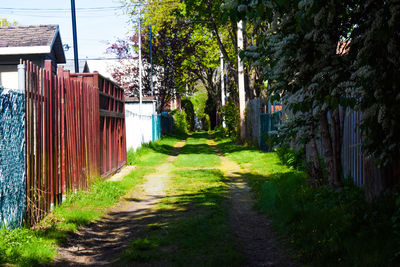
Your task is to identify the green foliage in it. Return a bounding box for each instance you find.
[218,139,400,266]
[201,114,211,132]
[0,228,55,265]
[189,86,208,119]
[350,0,400,166]
[172,110,188,135]
[0,18,18,27]
[181,98,195,131]
[275,145,306,171]
[222,101,240,141]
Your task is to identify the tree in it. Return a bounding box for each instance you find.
[225,0,361,189]
[0,18,18,27]
[349,0,400,198]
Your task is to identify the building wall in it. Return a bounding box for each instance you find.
[125,102,157,151]
[0,65,18,89]
[125,102,155,116]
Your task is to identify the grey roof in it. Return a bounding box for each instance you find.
[125,96,157,103]
[0,25,66,63]
[60,59,87,73]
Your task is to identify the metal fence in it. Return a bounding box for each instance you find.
[161,114,174,134]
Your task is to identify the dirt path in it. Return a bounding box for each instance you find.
[54,140,186,266]
[208,140,294,267]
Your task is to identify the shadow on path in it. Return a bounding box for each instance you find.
[53,141,186,266]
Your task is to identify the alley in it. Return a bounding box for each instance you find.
[54,132,292,266]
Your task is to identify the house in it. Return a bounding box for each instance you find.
[0,25,66,89]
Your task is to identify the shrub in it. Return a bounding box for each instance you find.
[222,101,240,141]
[172,110,188,135]
[275,145,306,171]
[181,99,195,131]
[201,114,211,132]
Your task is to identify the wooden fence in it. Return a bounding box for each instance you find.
[69,73,126,177]
[24,60,126,225]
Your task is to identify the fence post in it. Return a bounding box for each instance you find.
[17,60,25,93]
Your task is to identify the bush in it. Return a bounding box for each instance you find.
[222,101,240,141]
[181,99,195,131]
[201,114,211,132]
[213,125,227,139]
[275,145,306,171]
[172,110,188,135]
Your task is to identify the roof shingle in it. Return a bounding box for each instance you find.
[0,25,58,48]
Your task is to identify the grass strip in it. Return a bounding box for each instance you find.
[121,168,244,266]
[0,136,179,266]
[217,138,400,267]
[174,132,220,168]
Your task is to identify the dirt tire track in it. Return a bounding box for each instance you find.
[208,139,295,267]
[52,140,186,266]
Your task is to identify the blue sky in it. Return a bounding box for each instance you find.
[0,0,133,59]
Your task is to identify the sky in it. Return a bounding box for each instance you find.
[0,0,133,59]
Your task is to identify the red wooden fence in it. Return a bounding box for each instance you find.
[24,60,126,225]
[69,73,126,177]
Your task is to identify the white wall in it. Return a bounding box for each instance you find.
[125,102,157,151]
[125,112,153,151]
[125,102,155,116]
[0,65,18,89]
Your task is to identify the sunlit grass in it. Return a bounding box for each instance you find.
[121,168,243,266]
[174,133,220,168]
[216,138,289,175]
[127,136,179,167]
[0,136,178,266]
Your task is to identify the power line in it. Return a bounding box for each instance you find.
[0,6,123,12]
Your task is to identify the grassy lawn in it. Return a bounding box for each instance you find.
[173,132,220,168]
[216,138,399,267]
[0,136,179,266]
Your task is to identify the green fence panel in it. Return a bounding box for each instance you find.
[0,88,26,228]
[259,111,281,151]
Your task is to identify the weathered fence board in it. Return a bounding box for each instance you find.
[69,73,126,177]
[24,61,126,225]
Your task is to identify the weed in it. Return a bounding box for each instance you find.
[121,156,243,265]
[0,136,179,265]
[217,138,400,266]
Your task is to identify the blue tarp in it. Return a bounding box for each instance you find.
[0,87,25,228]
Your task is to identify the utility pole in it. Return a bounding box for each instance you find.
[70,0,79,73]
[225,63,229,98]
[237,20,246,142]
[150,25,154,97]
[220,51,226,128]
[138,18,142,115]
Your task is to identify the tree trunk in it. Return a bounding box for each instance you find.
[364,157,400,201]
[307,134,323,187]
[330,108,344,184]
[320,112,343,189]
